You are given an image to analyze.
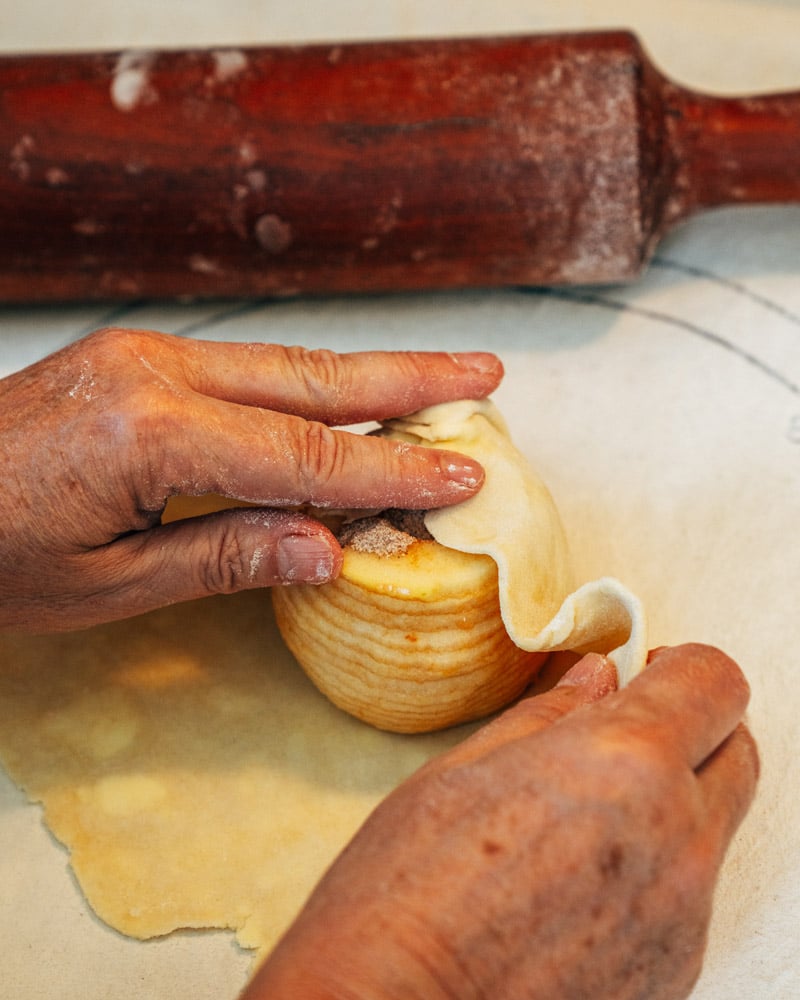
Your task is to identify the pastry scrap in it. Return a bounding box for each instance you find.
[272,399,647,733]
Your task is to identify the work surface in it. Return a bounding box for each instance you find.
[1,2,799,999]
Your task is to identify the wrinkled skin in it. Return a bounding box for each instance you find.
[246,645,758,1000]
[0,328,501,630]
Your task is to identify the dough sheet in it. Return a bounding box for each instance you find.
[0,593,475,961]
[384,399,647,683]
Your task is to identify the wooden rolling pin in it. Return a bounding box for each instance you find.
[1,31,798,302]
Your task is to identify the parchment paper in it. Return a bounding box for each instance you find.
[1,3,798,999]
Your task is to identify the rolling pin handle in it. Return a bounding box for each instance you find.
[662,84,800,215]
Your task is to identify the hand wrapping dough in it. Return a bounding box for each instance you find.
[0,327,501,631]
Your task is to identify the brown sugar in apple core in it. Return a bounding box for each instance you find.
[336,509,433,556]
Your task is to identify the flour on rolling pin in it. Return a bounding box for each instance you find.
[1,32,798,301]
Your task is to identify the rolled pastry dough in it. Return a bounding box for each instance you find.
[0,593,476,962]
[382,399,647,684]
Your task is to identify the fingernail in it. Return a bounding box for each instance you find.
[452,352,503,376]
[276,534,337,584]
[443,456,485,492]
[556,652,618,698]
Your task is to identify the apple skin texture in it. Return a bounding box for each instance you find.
[272,538,547,733]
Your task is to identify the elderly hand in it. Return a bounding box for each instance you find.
[247,644,759,1000]
[0,327,502,631]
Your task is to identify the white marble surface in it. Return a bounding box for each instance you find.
[1,3,799,998]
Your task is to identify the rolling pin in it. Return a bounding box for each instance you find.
[1,31,798,302]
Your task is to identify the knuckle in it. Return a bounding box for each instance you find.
[82,329,186,495]
[83,326,162,363]
[668,642,751,705]
[590,722,679,790]
[51,328,171,400]
[76,328,176,411]
[80,326,130,358]
[196,523,251,596]
[83,328,180,396]
[279,345,350,409]
[389,351,436,383]
[522,690,579,729]
[294,420,347,494]
[51,329,179,509]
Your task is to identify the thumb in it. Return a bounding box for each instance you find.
[430,653,618,771]
[80,508,341,625]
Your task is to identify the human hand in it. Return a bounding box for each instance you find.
[247,644,758,1000]
[0,328,501,631]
